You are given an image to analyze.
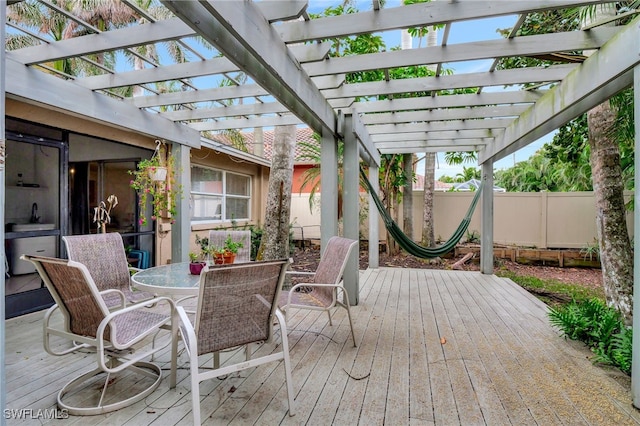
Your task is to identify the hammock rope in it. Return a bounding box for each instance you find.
[360,167,484,259]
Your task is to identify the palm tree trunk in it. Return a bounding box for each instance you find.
[421,24,439,248]
[387,185,400,255]
[403,153,413,238]
[422,152,436,246]
[258,125,296,260]
[588,100,633,325]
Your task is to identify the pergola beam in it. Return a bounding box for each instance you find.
[74,43,332,91]
[351,112,380,167]
[5,57,200,147]
[480,16,640,163]
[304,28,617,77]
[375,138,491,149]
[372,129,499,142]
[161,0,336,136]
[257,0,308,23]
[367,119,514,135]
[352,91,543,114]
[361,105,529,125]
[190,114,302,131]
[322,65,576,99]
[277,0,610,43]
[9,17,195,65]
[379,144,484,154]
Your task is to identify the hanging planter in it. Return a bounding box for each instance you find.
[149,166,168,182]
[129,140,182,226]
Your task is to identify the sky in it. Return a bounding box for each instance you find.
[307,1,552,180]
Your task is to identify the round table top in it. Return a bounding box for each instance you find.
[132,262,201,297]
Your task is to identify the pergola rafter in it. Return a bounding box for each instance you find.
[4,0,640,411]
[6,0,628,163]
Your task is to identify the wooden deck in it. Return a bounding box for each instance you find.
[6,268,640,425]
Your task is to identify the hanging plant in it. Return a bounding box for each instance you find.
[129,140,182,226]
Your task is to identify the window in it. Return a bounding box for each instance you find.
[191,166,251,222]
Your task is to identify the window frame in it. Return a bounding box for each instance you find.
[190,165,252,224]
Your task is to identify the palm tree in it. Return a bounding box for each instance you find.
[580,4,633,324]
[495,4,636,323]
[455,167,481,183]
[258,125,297,260]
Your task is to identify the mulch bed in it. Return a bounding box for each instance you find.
[291,245,603,294]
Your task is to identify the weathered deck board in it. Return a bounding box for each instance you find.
[5,268,640,425]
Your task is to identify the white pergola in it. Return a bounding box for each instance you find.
[2,0,640,414]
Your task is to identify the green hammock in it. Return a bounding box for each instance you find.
[360,167,484,259]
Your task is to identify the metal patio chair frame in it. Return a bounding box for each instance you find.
[279,236,358,347]
[22,254,178,416]
[170,259,295,424]
[63,233,156,309]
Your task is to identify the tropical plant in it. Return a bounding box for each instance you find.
[258,125,296,261]
[496,2,636,325]
[129,140,181,226]
[455,166,481,183]
[580,239,600,261]
[465,229,480,244]
[214,235,244,255]
[594,327,632,374]
[296,134,344,216]
[194,234,209,253]
[548,298,631,374]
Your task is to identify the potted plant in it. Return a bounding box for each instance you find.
[129,140,181,226]
[188,251,206,275]
[212,235,244,264]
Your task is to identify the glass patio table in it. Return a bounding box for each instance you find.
[132,262,201,297]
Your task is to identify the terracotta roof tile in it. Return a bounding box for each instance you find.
[210,127,318,164]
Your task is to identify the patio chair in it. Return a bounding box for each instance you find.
[170,259,295,424]
[21,254,178,416]
[279,236,358,347]
[63,233,156,309]
[208,230,251,262]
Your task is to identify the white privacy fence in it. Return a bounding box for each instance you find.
[290,191,634,249]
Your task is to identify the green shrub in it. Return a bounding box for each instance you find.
[548,298,631,374]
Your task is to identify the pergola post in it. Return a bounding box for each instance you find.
[342,114,360,305]
[320,129,339,252]
[631,64,640,408]
[1,3,6,419]
[171,143,191,264]
[480,160,494,274]
[368,164,380,269]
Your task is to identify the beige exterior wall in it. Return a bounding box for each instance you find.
[291,194,322,240]
[292,191,634,249]
[7,99,270,265]
[185,151,270,261]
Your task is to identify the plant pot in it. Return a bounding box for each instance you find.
[189,262,206,275]
[149,166,168,182]
[213,252,236,264]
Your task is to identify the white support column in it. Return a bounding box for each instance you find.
[342,114,360,305]
[320,129,339,253]
[480,160,494,274]
[631,64,640,408]
[171,143,191,264]
[1,3,6,418]
[368,164,379,268]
